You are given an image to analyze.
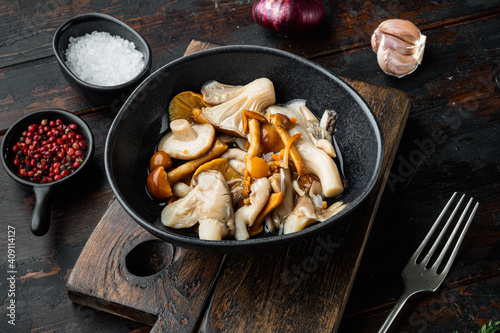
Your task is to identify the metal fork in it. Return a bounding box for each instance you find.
[378,192,479,333]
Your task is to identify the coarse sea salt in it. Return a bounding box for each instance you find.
[65,31,145,86]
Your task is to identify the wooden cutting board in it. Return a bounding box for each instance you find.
[67,40,410,333]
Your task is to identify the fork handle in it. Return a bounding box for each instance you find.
[377,289,415,333]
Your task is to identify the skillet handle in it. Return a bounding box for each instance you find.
[31,186,52,236]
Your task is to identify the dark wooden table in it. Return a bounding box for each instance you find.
[1,1,499,332]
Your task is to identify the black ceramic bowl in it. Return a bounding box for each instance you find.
[52,13,152,105]
[105,45,384,253]
[1,109,95,236]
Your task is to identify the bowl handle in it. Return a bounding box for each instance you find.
[31,186,52,236]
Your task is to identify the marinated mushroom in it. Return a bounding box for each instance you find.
[147,166,173,201]
[266,101,344,198]
[159,119,215,160]
[248,192,283,236]
[308,109,338,158]
[271,165,295,220]
[245,118,271,179]
[234,177,272,240]
[201,81,246,104]
[192,157,244,206]
[172,182,192,198]
[283,196,318,234]
[149,151,173,171]
[221,148,247,162]
[316,201,348,222]
[270,113,308,175]
[200,78,276,137]
[283,194,347,234]
[228,159,246,176]
[320,109,338,136]
[161,170,235,240]
[166,139,228,184]
[273,99,337,158]
[168,91,211,123]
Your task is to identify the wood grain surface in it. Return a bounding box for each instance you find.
[1,1,499,332]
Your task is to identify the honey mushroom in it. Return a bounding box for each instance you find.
[241,111,275,198]
[147,140,228,201]
[270,113,309,175]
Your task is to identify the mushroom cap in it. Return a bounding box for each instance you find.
[158,119,215,160]
[234,177,271,240]
[200,78,276,138]
[160,170,235,240]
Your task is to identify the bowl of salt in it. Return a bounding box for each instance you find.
[53,13,152,105]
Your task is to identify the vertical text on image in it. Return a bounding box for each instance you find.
[7,225,17,326]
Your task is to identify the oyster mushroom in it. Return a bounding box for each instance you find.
[310,109,338,158]
[192,157,244,206]
[161,170,234,241]
[234,177,272,240]
[283,196,318,234]
[228,159,246,176]
[248,192,283,236]
[275,99,337,158]
[271,167,295,221]
[221,148,247,162]
[201,81,246,104]
[159,119,215,160]
[172,182,191,198]
[316,201,348,222]
[200,78,276,137]
[266,101,344,198]
[283,195,347,234]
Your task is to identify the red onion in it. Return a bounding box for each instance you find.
[252,0,324,37]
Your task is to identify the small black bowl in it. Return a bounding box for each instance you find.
[105,45,384,254]
[1,110,95,236]
[52,13,152,105]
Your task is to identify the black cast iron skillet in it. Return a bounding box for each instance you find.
[105,45,384,254]
[1,109,95,236]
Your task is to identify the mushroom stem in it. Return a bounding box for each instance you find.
[167,140,228,184]
[170,119,199,141]
[249,191,284,236]
[243,118,262,197]
[192,108,210,124]
[246,119,261,158]
[234,177,271,240]
[320,110,337,135]
[198,218,224,241]
[270,114,308,175]
[283,132,302,170]
[172,182,192,198]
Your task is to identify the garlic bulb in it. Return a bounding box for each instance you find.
[371,19,426,78]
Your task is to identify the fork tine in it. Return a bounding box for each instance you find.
[432,197,474,270]
[409,192,458,264]
[419,193,466,267]
[436,200,479,277]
